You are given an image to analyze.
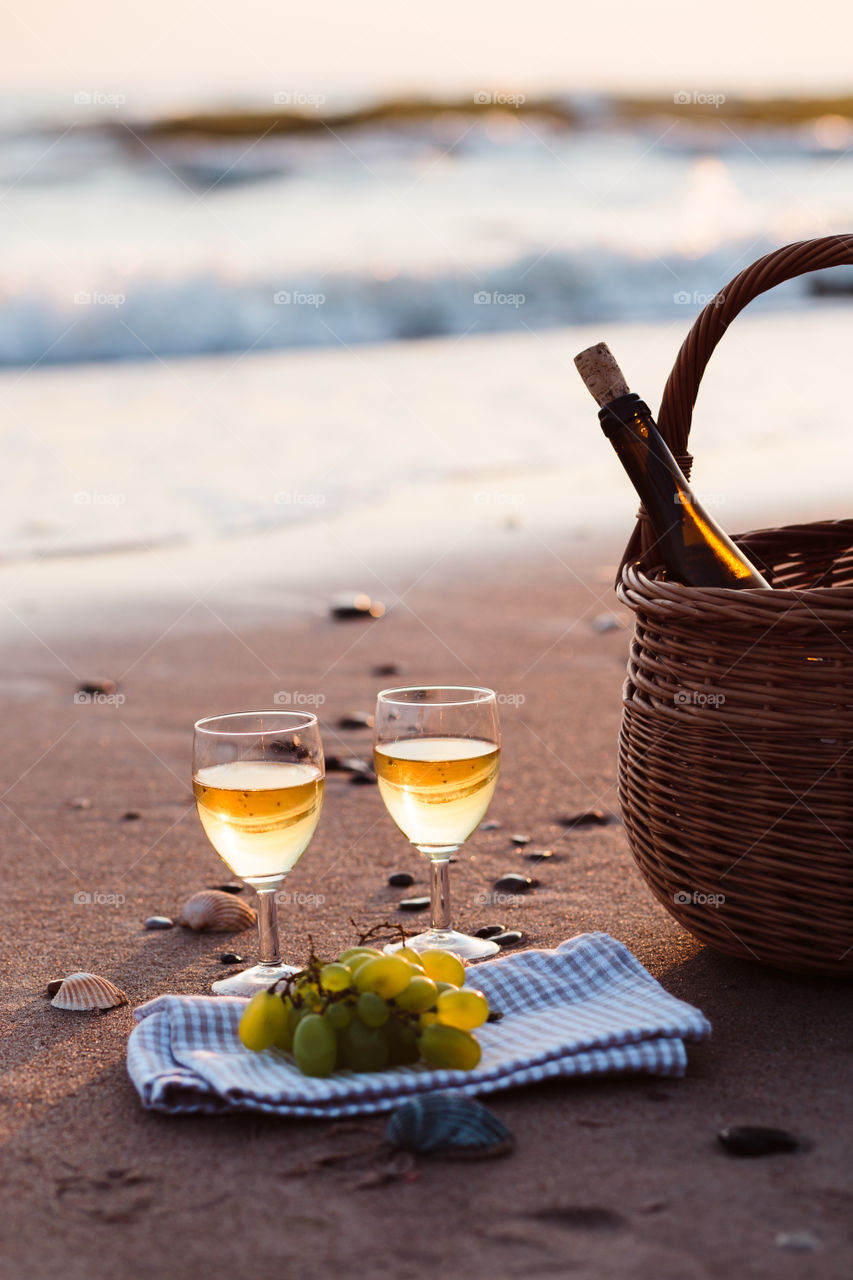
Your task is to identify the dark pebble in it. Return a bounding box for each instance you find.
[509,833,531,845]
[330,593,386,620]
[526,849,554,862]
[492,930,524,948]
[475,924,505,939]
[350,771,377,786]
[122,811,141,821]
[144,916,174,930]
[388,872,415,888]
[46,979,64,998]
[717,1126,800,1157]
[558,810,611,829]
[220,953,244,965]
[480,819,502,831]
[66,797,92,810]
[337,711,375,730]
[372,663,400,677]
[494,874,537,893]
[77,679,117,696]
[210,882,244,894]
[398,897,431,911]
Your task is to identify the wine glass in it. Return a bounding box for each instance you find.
[373,686,501,960]
[192,710,324,995]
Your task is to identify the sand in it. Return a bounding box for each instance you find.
[1,537,851,1280]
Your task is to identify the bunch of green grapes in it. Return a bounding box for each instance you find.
[237,945,490,1077]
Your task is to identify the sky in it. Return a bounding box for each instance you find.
[6,0,853,113]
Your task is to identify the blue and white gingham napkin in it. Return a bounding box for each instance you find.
[127,932,710,1117]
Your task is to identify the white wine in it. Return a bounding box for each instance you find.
[193,760,324,885]
[374,736,500,854]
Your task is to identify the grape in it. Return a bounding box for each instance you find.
[354,955,412,999]
[419,949,466,987]
[238,990,289,1052]
[339,1017,390,1071]
[320,962,353,993]
[357,991,390,1027]
[272,996,296,1050]
[396,946,426,971]
[326,1001,353,1031]
[388,1020,420,1065]
[393,975,439,1012]
[293,1013,338,1077]
[418,1010,440,1029]
[435,981,457,995]
[338,946,382,965]
[419,1023,482,1070]
[436,988,489,1030]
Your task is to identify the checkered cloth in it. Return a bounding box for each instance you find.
[127,932,710,1117]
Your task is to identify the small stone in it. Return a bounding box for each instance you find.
[558,810,611,829]
[774,1232,822,1254]
[66,797,92,810]
[474,924,505,939]
[330,593,385,620]
[372,663,400,677]
[492,930,524,948]
[210,882,244,894]
[486,1009,504,1022]
[337,711,374,730]
[494,874,537,893]
[388,872,415,888]
[480,819,502,831]
[144,916,174,930]
[46,979,64,998]
[592,613,620,633]
[509,833,531,845]
[398,897,430,911]
[77,678,117,696]
[122,811,141,821]
[526,849,554,862]
[717,1126,800,1157]
[220,953,244,965]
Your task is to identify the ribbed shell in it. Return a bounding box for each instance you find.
[51,972,129,1010]
[386,1093,514,1158]
[178,889,256,932]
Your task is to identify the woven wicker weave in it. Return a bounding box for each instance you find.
[616,237,853,975]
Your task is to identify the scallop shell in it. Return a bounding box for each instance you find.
[51,972,129,1010]
[178,889,256,933]
[386,1093,514,1159]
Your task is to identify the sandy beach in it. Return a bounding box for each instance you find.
[2,526,851,1280]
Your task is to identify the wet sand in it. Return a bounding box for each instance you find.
[1,539,851,1279]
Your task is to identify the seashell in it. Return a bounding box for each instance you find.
[178,889,256,933]
[397,896,430,911]
[387,1094,514,1159]
[51,972,129,1010]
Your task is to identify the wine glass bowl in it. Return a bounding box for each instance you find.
[373,686,501,960]
[193,710,324,994]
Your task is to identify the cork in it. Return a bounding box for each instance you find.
[574,342,631,407]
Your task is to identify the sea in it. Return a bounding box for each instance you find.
[1,94,852,630]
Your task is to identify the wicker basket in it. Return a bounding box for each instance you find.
[616,236,853,976]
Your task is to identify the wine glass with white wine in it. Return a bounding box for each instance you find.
[373,686,501,961]
[192,710,324,995]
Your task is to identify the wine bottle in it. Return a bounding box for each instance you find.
[574,342,771,589]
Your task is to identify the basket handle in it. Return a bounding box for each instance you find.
[621,234,853,571]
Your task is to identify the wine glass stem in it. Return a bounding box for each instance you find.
[430,858,452,931]
[255,888,281,967]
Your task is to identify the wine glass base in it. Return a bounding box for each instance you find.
[211,963,301,997]
[385,928,500,962]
